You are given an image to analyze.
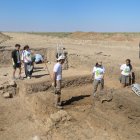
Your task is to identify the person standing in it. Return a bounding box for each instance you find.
[92,62,105,96]
[21,45,33,79]
[120,59,133,87]
[11,44,22,80]
[62,48,68,70]
[52,55,65,109]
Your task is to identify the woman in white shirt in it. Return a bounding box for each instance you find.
[92,61,105,96]
[120,59,132,87]
[21,45,33,79]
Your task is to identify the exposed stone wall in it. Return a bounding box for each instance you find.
[19,75,92,95]
[0,48,56,65]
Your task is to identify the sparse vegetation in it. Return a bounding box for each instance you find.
[28,32,72,38]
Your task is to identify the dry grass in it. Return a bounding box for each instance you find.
[27,32,72,38]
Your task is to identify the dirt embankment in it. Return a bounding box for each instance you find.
[69,32,140,41]
[1,76,139,140]
[0,32,11,44]
[16,81,140,140]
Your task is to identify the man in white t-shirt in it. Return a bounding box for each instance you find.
[120,59,132,87]
[92,61,105,96]
[53,55,65,109]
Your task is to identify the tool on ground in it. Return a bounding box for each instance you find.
[131,83,140,96]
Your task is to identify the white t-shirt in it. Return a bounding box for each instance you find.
[16,50,20,63]
[22,50,32,63]
[53,63,62,81]
[92,66,105,80]
[120,64,131,76]
[21,50,25,61]
[35,54,43,62]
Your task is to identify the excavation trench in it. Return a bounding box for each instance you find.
[18,75,92,95]
[15,75,140,140]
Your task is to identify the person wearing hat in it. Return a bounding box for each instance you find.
[92,61,105,96]
[52,55,65,109]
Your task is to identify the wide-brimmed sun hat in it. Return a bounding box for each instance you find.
[98,61,102,65]
[57,55,65,61]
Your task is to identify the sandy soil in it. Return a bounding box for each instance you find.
[0,32,140,140]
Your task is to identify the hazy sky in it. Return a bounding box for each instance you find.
[0,0,140,32]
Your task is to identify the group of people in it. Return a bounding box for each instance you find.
[53,56,134,109]
[92,59,134,96]
[11,44,134,109]
[11,44,44,80]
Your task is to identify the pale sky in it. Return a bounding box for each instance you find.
[0,0,140,32]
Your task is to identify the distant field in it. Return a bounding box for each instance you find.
[27,32,72,38]
[1,31,140,39]
[27,32,140,37]
[99,32,140,37]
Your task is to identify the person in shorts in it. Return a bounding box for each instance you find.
[92,61,105,96]
[120,59,133,87]
[11,44,22,79]
[52,55,65,109]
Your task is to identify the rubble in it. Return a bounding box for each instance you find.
[3,92,13,98]
[0,80,17,98]
[45,110,71,131]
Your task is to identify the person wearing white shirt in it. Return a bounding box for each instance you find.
[92,62,105,96]
[120,59,132,87]
[21,45,33,79]
[34,54,44,64]
[52,55,65,109]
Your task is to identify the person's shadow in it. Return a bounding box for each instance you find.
[32,74,49,78]
[33,66,44,70]
[61,95,90,106]
[131,72,135,84]
[33,69,43,73]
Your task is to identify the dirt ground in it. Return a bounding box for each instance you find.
[0,32,140,140]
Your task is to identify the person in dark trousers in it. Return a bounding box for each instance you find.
[11,44,23,80]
